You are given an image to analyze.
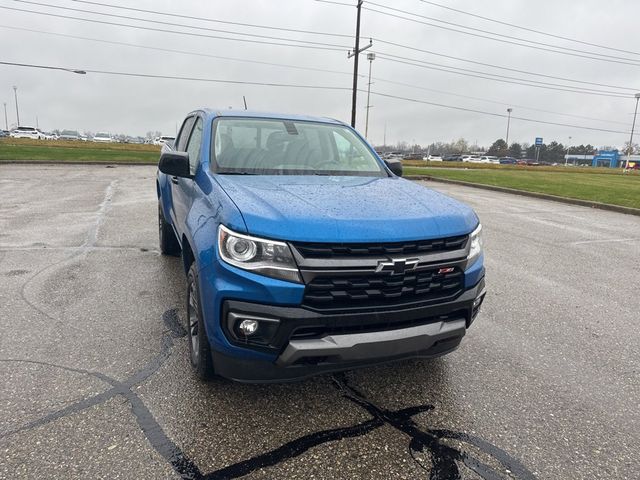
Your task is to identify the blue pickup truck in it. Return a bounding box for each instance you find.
[157,109,485,382]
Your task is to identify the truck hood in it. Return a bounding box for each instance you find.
[215,175,478,243]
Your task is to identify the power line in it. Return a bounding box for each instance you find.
[0,60,353,90]
[314,0,353,6]
[0,5,346,52]
[18,0,638,94]
[375,52,632,98]
[0,25,355,77]
[369,90,630,134]
[417,0,640,57]
[2,23,628,127]
[363,5,640,67]
[12,0,350,49]
[369,75,631,126]
[70,0,353,39]
[373,38,637,92]
[60,0,640,90]
[1,59,629,134]
[366,1,640,64]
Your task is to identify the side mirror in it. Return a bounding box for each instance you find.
[384,158,403,177]
[159,151,191,178]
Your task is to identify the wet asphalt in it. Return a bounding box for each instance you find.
[0,164,638,479]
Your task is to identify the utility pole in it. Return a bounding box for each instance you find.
[13,86,20,127]
[3,102,7,130]
[348,0,372,128]
[364,52,375,139]
[625,93,640,169]
[505,108,512,147]
[383,122,387,151]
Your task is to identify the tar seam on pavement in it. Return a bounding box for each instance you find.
[0,308,536,480]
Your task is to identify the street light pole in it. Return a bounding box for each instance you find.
[505,108,512,147]
[565,136,572,166]
[13,86,20,127]
[3,102,7,130]
[364,52,375,139]
[626,93,640,169]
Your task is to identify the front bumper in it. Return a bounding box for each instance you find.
[213,278,485,382]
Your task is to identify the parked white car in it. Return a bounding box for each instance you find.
[461,155,480,163]
[478,156,500,164]
[10,126,45,139]
[93,132,113,143]
[423,154,443,161]
[154,136,176,146]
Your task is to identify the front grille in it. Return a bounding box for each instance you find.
[302,267,464,311]
[292,236,467,258]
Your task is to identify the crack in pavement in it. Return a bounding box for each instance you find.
[1,309,537,480]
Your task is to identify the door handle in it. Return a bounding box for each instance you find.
[171,176,179,184]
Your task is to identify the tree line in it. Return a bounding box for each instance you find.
[375,137,628,163]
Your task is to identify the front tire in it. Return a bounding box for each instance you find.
[186,264,215,380]
[158,202,180,256]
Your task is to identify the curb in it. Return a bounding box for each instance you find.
[406,175,640,217]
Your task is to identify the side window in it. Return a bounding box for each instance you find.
[176,116,196,152]
[186,117,203,175]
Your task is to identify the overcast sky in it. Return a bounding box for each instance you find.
[1,0,639,148]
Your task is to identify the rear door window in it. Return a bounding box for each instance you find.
[176,116,196,152]
[186,117,203,176]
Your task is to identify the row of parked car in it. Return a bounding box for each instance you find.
[424,154,524,165]
[3,126,98,141]
[1,126,174,145]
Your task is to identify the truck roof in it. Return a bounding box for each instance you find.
[200,108,345,125]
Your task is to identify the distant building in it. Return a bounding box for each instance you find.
[564,150,640,168]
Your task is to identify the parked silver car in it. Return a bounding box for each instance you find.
[93,132,114,143]
[59,130,80,141]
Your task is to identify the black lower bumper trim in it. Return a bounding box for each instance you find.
[212,336,462,383]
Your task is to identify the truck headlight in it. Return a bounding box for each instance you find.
[467,223,483,261]
[218,225,302,283]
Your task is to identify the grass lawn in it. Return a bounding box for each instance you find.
[405,166,640,209]
[0,138,159,164]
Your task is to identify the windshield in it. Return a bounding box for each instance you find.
[211,118,386,176]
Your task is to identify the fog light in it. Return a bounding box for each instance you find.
[473,295,484,309]
[238,319,259,336]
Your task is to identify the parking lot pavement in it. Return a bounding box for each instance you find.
[0,164,638,479]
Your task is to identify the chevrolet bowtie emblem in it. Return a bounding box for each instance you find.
[375,258,420,275]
